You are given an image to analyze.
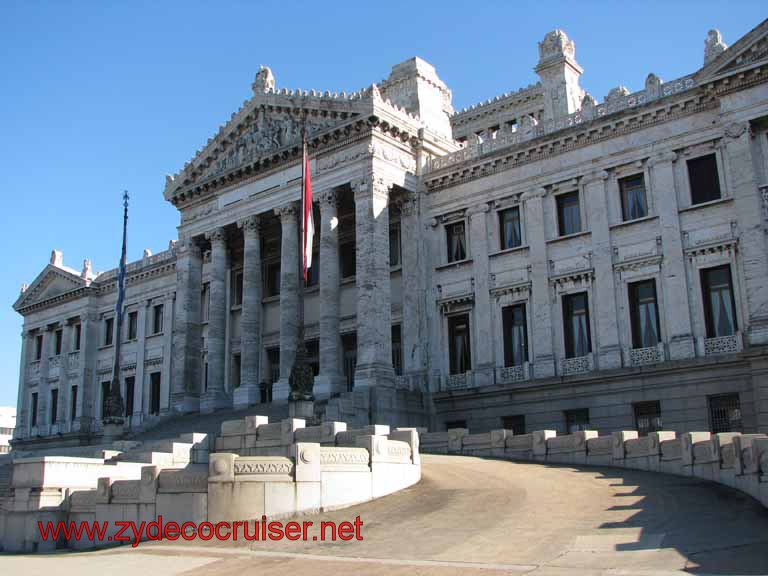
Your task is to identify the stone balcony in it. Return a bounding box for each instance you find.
[560,353,593,376]
[626,343,666,367]
[702,333,743,356]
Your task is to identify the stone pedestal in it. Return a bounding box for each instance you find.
[289,400,315,420]
[101,422,124,444]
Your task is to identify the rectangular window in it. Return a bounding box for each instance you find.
[263,262,281,297]
[499,207,522,250]
[709,394,741,433]
[688,154,721,205]
[448,314,472,374]
[101,381,110,417]
[73,323,82,351]
[445,420,467,430]
[124,376,135,417]
[150,373,161,415]
[557,191,582,236]
[203,358,209,391]
[389,224,401,267]
[231,354,241,388]
[339,242,356,279]
[201,283,211,322]
[267,348,280,384]
[305,340,320,377]
[563,292,591,358]
[502,303,528,367]
[619,174,648,221]
[342,333,357,392]
[260,381,273,404]
[54,328,63,356]
[502,415,526,435]
[392,325,402,376]
[564,408,590,433]
[50,389,58,425]
[629,279,661,348]
[446,221,467,263]
[701,265,737,338]
[152,304,164,334]
[31,392,38,427]
[70,385,78,422]
[104,317,114,346]
[232,271,244,306]
[633,401,662,436]
[35,334,43,360]
[127,311,138,341]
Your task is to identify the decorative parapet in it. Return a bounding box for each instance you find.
[704,334,743,356]
[496,364,528,384]
[628,344,665,367]
[560,354,593,376]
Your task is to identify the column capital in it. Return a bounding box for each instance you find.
[316,188,340,209]
[177,236,203,256]
[274,202,298,220]
[723,121,752,140]
[205,227,227,246]
[647,151,678,167]
[580,169,609,186]
[238,214,261,236]
[352,176,392,200]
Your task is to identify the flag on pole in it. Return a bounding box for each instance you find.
[115,191,129,325]
[302,141,314,280]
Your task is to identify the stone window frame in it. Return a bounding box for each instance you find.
[125,308,139,342]
[440,300,475,377]
[101,314,115,348]
[551,275,597,368]
[686,245,746,354]
[443,217,470,265]
[676,140,730,209]
[614,264,668,360]
[550,183,587,240]
[610,160,655,225]
[492,287,532,372]
[491,197,527,254]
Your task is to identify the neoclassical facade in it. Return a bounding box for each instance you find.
[11,20,768,448]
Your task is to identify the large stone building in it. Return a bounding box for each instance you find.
[11,20,768,449]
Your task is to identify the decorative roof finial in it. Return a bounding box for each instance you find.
[704,29,728,65]
[50,249,63,268]
[253,65,276,94]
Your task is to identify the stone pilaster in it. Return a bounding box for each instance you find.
[274,203,299,402]
[522,188,556,378]
[649,152,695,360]
[160,293,174,414]
[724,122,768,344]
[315,189,342,399]
[37,325,52,434]
[172,238,203,413]
[132,302,148,426]
[57,322,71,426]
[583,170,621,369]
[353,177,394,389]
[77,312,97,432]
[468,203,494,385]
[234,215,263,408]
[202,227,231,413]
[399,196,426,378]
[15,330,29,436]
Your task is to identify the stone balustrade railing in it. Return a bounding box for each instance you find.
[420,428,768,509]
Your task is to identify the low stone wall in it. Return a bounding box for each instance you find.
[421,428,768,508]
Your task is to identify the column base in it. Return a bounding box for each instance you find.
[354,363,395,390]
[312,374,344,400]
[273,379,290,403]
[200,390,231,414]
[172,394,200,414]
[233,385,260,410]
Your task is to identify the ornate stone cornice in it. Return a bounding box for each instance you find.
[647,151,678,167]
[580,170,609,186]
[205,227,227,245]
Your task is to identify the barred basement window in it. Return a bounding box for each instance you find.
[564,408,590,433]
[633,401,662,436]
[709,394,742,433]
[701,265,737,338]
[499,207,522,250]
[688,154,721,205]
[619,174,648,221]
[446,221,467,263]
[557,191,581,236]
[502,415,526,435]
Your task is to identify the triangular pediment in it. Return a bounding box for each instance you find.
[697,19,768,83]
[14,264,88,312]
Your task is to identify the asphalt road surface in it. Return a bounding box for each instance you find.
[4,454,768,575]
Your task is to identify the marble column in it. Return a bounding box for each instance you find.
[202,227,231,413]
[77,312,97,432]
[522,188,556,378]
[583,170,621,369]
[315,189,341,399]
[234,215,263,408]
[37,326,52,435]
[172,238,203,413]
[467,203,495,385]
[353,176,394,389]
[159,293,174,414]
[57,322,71,427]
[15,331,29,437]
[132,302,148,427]
[649,151,695,360]
[274,203,299,402]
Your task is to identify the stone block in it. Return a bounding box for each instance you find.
[139,465,159,504]
[294,443,321,482]
[612,431,639,461]
[390,428,420,464]
[208,453,236,483]
[281,418,306,445]
[682,432,712,466]
[447,428,468,453]
[532,430,556,457]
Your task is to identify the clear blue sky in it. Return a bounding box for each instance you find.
[0,1,764,408]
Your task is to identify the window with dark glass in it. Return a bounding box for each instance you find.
[73,323,81,351]
[629,279,660,349]
[446,221,467,263]
[231,354,241,388]
[54,328,63,356]
[150,373,161,415]
[392,325,402,375]
[127,311,138,341]
[264,262,281,297]
[342,333,357,392]
[502,415,526,435]
[564,408,590,433]
[701,265,737,338]
[634,401,662,436]
[104,317,114,346]
[709,394,741,433]
[390,224,401,268]
[31,392,38,427]
[339,242,356,278]
[267,348,280,384]
[563,292,591,358]
[125,376,135,417]
[203,357,209,391]
[50,389,58,425]
[502,303,528,367]
[448,314,472,374]
[232,271,244,306]
[499,207,522,250]
[557,191,582,236]
[70,385,78,422]
[305,340,319,376]
[688,154,721,205]
[35,334,43,360]
[101,381,110,417]
[152,304,164,334]
[619,174,648,221]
